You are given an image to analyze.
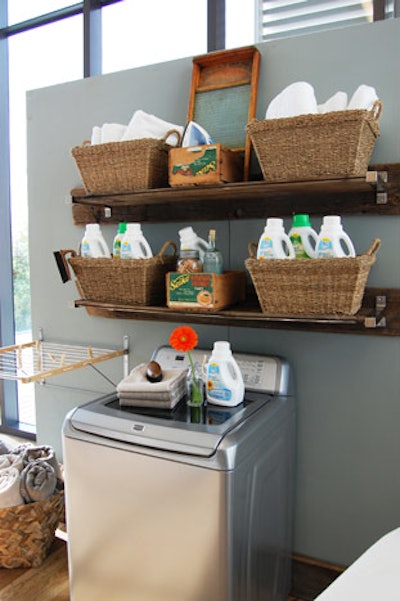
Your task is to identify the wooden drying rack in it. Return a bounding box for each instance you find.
[0,334,129,384]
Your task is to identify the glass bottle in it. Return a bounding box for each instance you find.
[203,229,224,274]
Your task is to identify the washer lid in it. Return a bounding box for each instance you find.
[67,392,270,457]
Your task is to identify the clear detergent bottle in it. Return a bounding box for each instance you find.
[112,222,127,258]
[202,229,224,274]
[289,214,318,258]
[80,223,111,258]
[179,226,208,261]
[206,341,245,407]
[316,215,356,258]
[120,223,153,259]
[256,218,295,259]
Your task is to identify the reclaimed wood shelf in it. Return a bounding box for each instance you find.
[69,164,400,336]
[74,288,400,337]
[71,163,400,225]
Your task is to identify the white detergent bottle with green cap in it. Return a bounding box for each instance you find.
[289,214,318,258]
[121,223,153,259]
[179,226,208,261]
[316,215,356,258]
[206,341,244,407]
[256,218,295,259]
[80,223,111,258]
[112,222,127,259]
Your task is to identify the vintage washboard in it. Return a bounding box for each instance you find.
[187,46,260,181]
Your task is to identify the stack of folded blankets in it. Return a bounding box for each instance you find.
[0,439,62,509]
[117,363,187,409]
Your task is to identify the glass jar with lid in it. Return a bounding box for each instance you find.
[176,249,203,273]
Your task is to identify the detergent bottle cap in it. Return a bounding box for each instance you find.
[291,214,311,228]
[322,215,342,228]
[118,222,127,234]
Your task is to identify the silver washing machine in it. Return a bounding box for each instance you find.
[62,346,296,601]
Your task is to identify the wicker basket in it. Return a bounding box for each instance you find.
[246,101,382,182]
[67,240,177,306]
[71,130,181,195]
[245,239,380,317]
[0,489,64,568]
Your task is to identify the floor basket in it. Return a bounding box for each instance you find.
[245,239,380,317]
[67,241,177,306]
[0,489,64,569]
[71,131,180,195]
[246,101,382,182]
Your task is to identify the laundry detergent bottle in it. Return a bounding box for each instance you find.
[316,215,356,258]
[120,223,153,259]
[112,222,127,258]
[80,223,111,258]
[289,214,318,258]
[179,226,208,261]
[206,341,245,407]
[257,218,295,259]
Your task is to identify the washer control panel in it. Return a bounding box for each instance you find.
[151,346,289,395]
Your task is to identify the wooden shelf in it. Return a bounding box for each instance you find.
[71,163,400,225]
[74,288,400,336]
[69,164,400,336]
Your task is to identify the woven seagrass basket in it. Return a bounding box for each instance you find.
[71,130,181,195]
[0,489,64,568]
[65,240,177,306]
[245,239,380,317]
[246,100,382,182]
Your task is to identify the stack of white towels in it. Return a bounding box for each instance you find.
[90,109,185,146]
[0,439,62,509]
[265,82,379,119]
[117,363,187,409]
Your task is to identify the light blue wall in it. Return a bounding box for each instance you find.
[27,19,400,566]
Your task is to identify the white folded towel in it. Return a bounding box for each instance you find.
[121,109,183,146]
[0,438,12,455]
[348,84,378,111]
[0,453,24,472]
[117,363,187,394]
[90,125,102,145]
[318,91,348,113]
[0,466,24,508]
[101,123,127,143]
[266,81,318,119]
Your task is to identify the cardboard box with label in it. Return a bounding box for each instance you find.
[166,270,246,311]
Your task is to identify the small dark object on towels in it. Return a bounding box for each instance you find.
[145,361,163,383]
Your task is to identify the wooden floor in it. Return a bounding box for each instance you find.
[0,538,309,601]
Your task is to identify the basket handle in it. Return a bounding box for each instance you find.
[157,240,178,257]
[370,99,383,121]
[248,241,258,258]
[161,129,182,147]
[53,249,77,283]
[365,238,381,257]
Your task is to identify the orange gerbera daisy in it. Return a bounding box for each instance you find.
[169,326,202,405]
[169,326,198,353]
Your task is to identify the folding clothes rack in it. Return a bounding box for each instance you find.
[0,332,129,384]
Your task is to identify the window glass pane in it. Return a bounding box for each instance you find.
[102,0,207,73]
[258,0,373,42]
[8,16,82,427]
[7,0,75,25]
[226,0,256,48]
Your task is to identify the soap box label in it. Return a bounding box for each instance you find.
[167,272,215,308]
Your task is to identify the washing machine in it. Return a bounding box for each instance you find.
[62,346,296,601]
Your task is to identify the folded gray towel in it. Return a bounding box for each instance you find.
[0,438,12,455]
[20,460,57,503]
[19,444,62,480]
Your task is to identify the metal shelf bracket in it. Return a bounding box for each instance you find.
[366,170,388,204]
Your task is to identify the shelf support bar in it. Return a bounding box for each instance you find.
[366,170,388,204]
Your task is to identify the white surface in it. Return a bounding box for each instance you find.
[315,528,400,600]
